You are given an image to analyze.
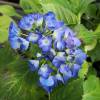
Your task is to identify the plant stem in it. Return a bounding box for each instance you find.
[48,93,50,100]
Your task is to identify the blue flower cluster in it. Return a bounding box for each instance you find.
[9,12,86,93]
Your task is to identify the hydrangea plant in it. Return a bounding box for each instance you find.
[9,12,86,93]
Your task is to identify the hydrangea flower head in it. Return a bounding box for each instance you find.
[9,12,87,93]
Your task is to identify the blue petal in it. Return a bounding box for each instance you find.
[38,64,53,78]
[74,49,87,65]
[52,55,66,68]
[19,14,34,30]
[73,37,81,47]
[28,60,39,71]
[44,12,55,20]
[54,40,66,51]
[9,22,19,38]
[18,37,29,51]
[27,32,41,43]
[38,36,52,52]
[9,36,20,49]
[63,70,72,82]
[39,76,55,87]
[72,64,81,77]
[39,76,55,93]
[59,64,70,74]
[55,73,64,83]
[64,27,75,39]
[33,13,43,26]
[53,27,65,40]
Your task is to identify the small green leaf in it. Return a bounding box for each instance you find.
[88,42,100,62]
[0,5,20,17]
[0,15,12,43]
[82,75,100,100]
[85,40,97,52]
[78,61,89,78]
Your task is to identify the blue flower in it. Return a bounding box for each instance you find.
[18,37,29,51]
[38,36,52,52]
[74,49,87,65]
[38,64,53,78]
[9,22,19,38]
[9,37,20,49]
[53,27,65,41]
[72,64,81,77]
[59,64,70,74]
[27,32,41,44]
[33,13,43,26]
[64,27,75,39]
[63,70,72,82]
[39,76,55,93]
[54,40,66,51]
[19,14,34,30]
[52,52,66,68]
[28,60,39,71]
[55,73,64,83]
[44,12,64,30]
[9,12,87,93]
[59,64,72,82]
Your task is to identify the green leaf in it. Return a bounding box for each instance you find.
[41,0,79,25]
[82,75,100,100]
[0,15,12,43]
[0,5,20,17]
[94,24,100,40]
[40,0,94,25]
[85,40,97,52]
[0,56,46,100]
[74,24,96,45]
[51,79,83,100]
[88,42,100,61]
[0,43,18,71]
[20,0,42,13]
[78,61,89,78]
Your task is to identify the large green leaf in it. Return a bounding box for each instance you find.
[0,15,12,43]
[20,0,42,13]
[0,5,20,17]
[51,79,83,100]
[74,24,97,45]
[82,75,100,100]
[0,54,46,100]
[40,0,94,25]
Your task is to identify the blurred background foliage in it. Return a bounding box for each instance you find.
[0,0,100,100]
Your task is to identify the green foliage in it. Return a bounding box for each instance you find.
[20,0,42,13]
[0,15,12,43]
[51,79,83,100]
[0,44,46,100]
[82,75,100,100]
[40,0,94,25]
[0,5,20,17]
[78,61,89,79]
[88,42,100,62]
[74,24,96,45]
[0,43,16,68]
[0,0,100,100]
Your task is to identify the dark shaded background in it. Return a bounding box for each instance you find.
[2,0,19,3]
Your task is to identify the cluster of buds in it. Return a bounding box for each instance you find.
[9,12,86,93]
